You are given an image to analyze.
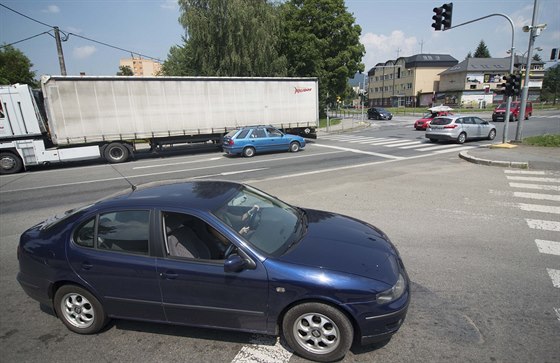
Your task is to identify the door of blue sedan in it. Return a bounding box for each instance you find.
[156,211,270,332]
[265,126,291,151]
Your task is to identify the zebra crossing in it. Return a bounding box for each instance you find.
[319,134,477,155]
[504,169,560,321]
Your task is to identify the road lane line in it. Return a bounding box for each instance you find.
[432,146,475,154]
[505,170,547,175]
[399,142,431,149]
[415,144,468,152]
[509,183,560,191]
[514,192,560,202]
[535,240,560,256]
[313,143,404,159]
[384,141,424,147]
[518,203,560,214]
[547,269,560,288]
[526,219,560,232]
[133,157,222,170]
[554,308,560,322]
[506,176,560,183]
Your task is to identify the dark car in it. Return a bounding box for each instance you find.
[222,125,305,157]
[367,107,393,120]
[17,181,409,362]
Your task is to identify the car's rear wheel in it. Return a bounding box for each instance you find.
[282,302,353,362]
[289,141,300,153]
[242,146,255,158]
[488,129,496,140]
[54,285,108,334]
[457,132,467,144]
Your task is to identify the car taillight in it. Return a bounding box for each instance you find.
[443,124,458,129]
[226,139,234,146]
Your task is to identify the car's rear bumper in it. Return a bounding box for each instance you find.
[17,271,53,307]
[425,131,458,141]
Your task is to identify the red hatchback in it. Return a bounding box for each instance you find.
[414,106,454,130]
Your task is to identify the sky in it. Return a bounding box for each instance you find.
[0,0,559,79]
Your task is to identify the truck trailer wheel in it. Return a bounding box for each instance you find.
[103,143,129,163]
[0,152,23,174]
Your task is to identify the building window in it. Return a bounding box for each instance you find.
[470,84,477,89]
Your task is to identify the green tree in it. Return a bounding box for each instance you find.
[116,65,134,76]
[532,53,542,62]
[0,44,37,86]
[541,64,559,105]
[280,0,365,116]
[165,0,287,77]
[465,51,472,59]
[473,40,491,58]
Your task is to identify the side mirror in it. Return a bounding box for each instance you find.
[224,254,246,273]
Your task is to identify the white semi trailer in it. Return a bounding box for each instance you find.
[0,76,318,174]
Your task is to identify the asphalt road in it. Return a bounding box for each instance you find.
[1,116,559,362]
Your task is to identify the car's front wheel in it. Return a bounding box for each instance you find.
[54,285,108,334]
[488,129,496,140]
[289,141,300,153]
[282,302,353,362]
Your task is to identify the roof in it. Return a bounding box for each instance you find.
[368,54,458,75]
[96,180,242,212]
[440,58,511,75]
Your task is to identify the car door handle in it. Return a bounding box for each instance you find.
[160,272,178,279]
[81,262,93,270]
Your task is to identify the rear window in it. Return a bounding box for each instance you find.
[431,117,453,125]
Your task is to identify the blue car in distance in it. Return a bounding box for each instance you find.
[17,181,409,362]
[222,125,306,157]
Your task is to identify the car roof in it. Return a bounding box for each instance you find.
[94,180,242,212]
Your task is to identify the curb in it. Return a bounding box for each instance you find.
[459,150,529,169]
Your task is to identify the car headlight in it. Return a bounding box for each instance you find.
[376,273,406,304]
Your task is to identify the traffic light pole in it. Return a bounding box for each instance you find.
[443,14,515,143]
[515,0,540,142]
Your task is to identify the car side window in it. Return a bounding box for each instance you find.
[74,218,95,248]
[251,129,266,138]
[163,212,231,261]
[473,117,485,124]
[463,117,475,125]
[455,118,463,124]
[97,210,150,255]
[236,129,250,139]
[266,127,282,137]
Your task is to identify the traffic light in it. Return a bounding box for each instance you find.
[442,3,453,30]
[511,74,521,96]
[432,3,453,31]
[499,74,514,96]
[432,7,443,31]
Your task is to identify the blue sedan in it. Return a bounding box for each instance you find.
[222,125,306,157]
[17,181,409,362]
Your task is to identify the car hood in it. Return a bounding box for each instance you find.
[276,209,400,284]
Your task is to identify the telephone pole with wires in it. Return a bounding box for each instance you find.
[53,27,67,75]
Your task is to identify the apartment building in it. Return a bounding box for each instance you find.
[367,54,458,107]
[119,57,162,76]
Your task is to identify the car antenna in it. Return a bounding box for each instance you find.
[109,163,137,191]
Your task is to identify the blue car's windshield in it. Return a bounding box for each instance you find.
[212,185,304,256]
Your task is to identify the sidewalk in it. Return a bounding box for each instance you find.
[459,144,560,171]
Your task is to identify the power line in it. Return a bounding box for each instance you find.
[1,31,52,48]
[0,2,163,62]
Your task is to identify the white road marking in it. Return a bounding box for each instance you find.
[509,183,560,191]
[133,157,224,170]
[432,146,475,154]
[513,192,560,202]
[535,239,560,256]
[505,170,547,175]
[506,176,560,183]
[357,139,411,146]
[547,268,560,288]
[554,307,560,322]
[416,144,468,152]
[526,219,560,232]
[518,203,560,214]
[314,143,404,159]
[399,142,432,149]
[231,335,292,363]
[384,140,424,147]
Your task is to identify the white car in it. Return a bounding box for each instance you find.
[426,115,497,144]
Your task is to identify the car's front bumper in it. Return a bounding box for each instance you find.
[360,303,409,345]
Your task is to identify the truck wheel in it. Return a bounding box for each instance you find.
[242,147,255,158]
[289,141,300,153]
[104,143,129,163]
[0,152,23,174]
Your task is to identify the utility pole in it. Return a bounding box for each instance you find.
[54,26,67,76]
[515,0,545,141]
